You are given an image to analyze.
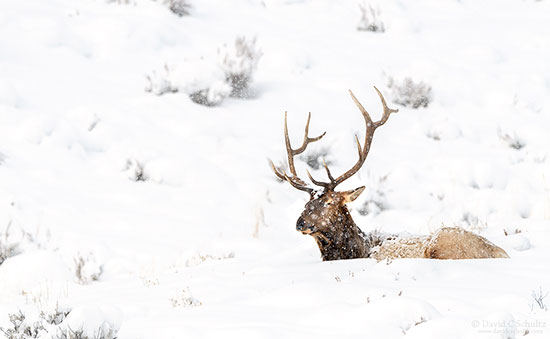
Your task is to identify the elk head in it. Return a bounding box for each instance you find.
[270,87,398,260]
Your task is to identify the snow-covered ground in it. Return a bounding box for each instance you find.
[1,0,550,338]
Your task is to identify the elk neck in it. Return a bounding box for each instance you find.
[313,205,372,261]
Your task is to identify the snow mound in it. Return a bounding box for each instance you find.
[58,305,123,339]
[0,250,72,297]
[506,234,532,252]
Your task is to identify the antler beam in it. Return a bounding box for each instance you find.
[308,86,398,190]
[269,112,326,194]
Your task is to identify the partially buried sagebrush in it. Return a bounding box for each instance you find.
[270,87,508,261]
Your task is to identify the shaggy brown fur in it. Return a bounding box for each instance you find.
[298,190,509,261]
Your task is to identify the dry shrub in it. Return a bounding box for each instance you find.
[165,0,191,16]
[357,3,385,33]
[388,77,432,109]
[218,36,263,98]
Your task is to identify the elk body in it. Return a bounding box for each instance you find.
[270,87,509,261]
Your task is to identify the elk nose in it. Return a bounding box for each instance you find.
[296,217,306,231]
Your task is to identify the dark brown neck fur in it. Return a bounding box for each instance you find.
[297,190,395,261]
[311,206,371,260]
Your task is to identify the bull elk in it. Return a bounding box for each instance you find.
[270,87,509,261]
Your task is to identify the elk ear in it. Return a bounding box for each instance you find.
[341,186,365,203]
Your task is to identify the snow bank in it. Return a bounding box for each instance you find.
[0,250,72,297]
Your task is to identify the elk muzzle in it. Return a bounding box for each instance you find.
[296,217,316,234]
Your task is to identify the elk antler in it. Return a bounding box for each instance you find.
[269,111,326,194]
[307,87,398,191]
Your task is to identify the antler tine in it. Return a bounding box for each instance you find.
[322,158,335,182]
[326,87,398,189]
[306,169,331,189]
[349,89,374,128]
[272,111,325,193]
[284,173,315,194]
[353,134,363,159]
[269,159,287,181]
[373,86,399,128]
[270,158,313,193]
[294,112,326,153]
[285,112,326,176]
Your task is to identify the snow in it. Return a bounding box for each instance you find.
[59,304,122,339]
[0,250,72,298]
[1,0,550,338]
